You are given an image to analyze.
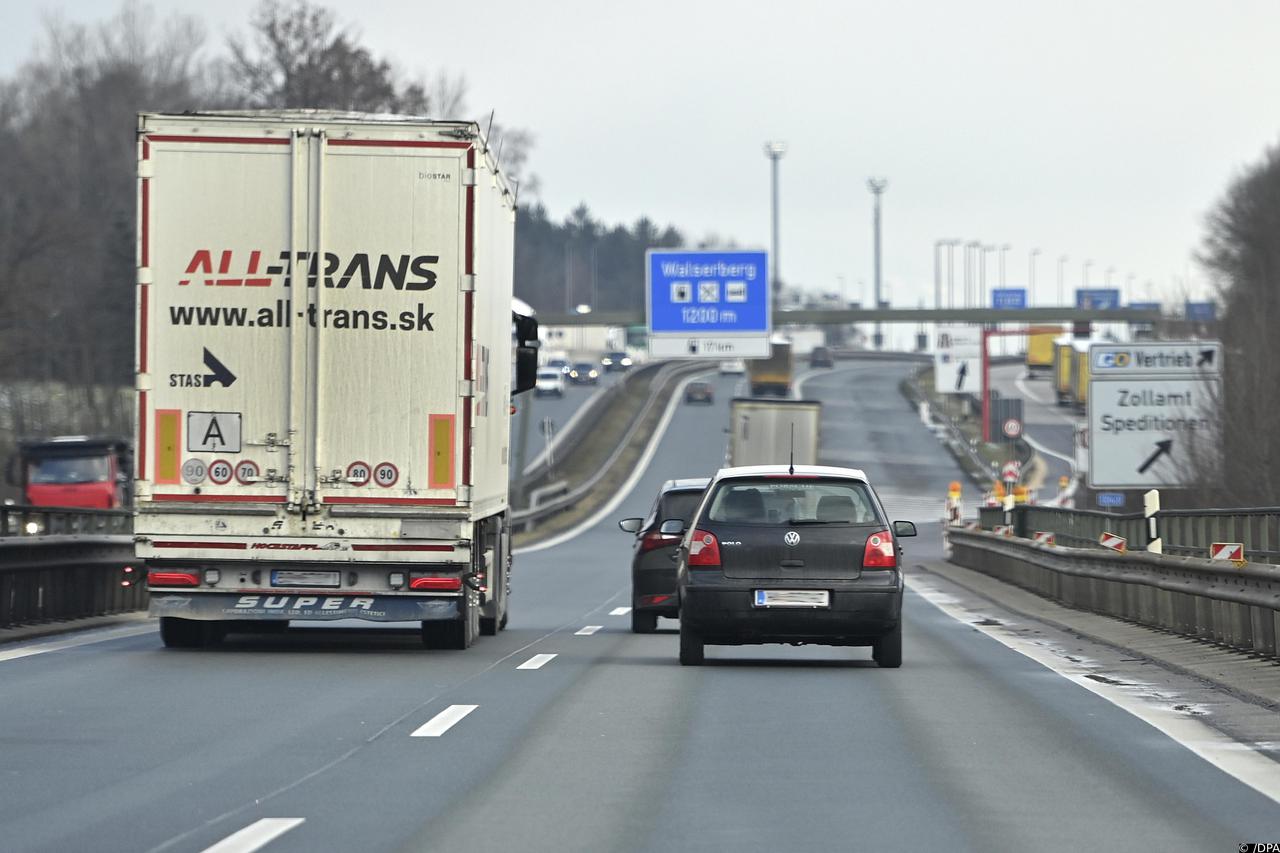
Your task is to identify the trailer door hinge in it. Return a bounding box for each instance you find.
[461,274,476,293]
[458,380,475,397]
[463,169,477,187]
[138,160,155,179]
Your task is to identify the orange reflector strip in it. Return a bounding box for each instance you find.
[428,415,456,489]
[154,409,182,484]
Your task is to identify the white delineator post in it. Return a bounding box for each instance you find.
[1144,489,1162,554]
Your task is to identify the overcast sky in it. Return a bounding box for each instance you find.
[7,0,1280,313]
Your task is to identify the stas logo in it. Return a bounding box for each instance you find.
[178,249,438,291]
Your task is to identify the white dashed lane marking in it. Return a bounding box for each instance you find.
[575,625,602,636]
[609,607,632,616]
[411,704,478,737]
[201,818,305,853]
[517,653,557,670]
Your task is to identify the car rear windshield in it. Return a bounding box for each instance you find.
[658,490,705,526]
[704,478,880,526]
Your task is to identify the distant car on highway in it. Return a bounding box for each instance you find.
[618,477,710,633]
[809,346,835,368]
[718,359,746,375]
[601,351,632,372]
[669,464,915,666]
[546,357,571,375]
[534,368,566,397]
[684,381,715,404]
[568,362,600,385]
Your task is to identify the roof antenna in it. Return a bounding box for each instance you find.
[788,422,795,476]
[483,110,495,153]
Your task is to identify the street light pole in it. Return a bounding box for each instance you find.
[965,241,980,307]
[1083,259,1093,289]
[867,178,888,349]
[1058,254,1068,304]
[764,142,787,302]
[981,244,996,307]
[999,243,1011,287]
[1028,248,1041,305]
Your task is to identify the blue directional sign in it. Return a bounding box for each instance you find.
[1096,491,1126,508]
[991,288,1027,310]
[646,249,770,358]
[1128,301,1162,314]
[1185,301,1217,322]
[1075,288,1121,310]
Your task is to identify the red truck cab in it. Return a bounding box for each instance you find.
[10,436,133,509]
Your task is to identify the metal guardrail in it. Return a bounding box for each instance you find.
[0,505,132,537]
[0,534,142,628]
[977,504,1280,565]
[948,527,1280,659]
[511,361,708,529]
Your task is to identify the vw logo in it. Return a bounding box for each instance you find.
[784,531,800,547]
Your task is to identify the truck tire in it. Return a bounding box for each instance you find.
[678,621,704,666]
[872,622,902,668]
[160,617,225,649]
[631,610,658,634]
[422,593,479,650]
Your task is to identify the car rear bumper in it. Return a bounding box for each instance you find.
[680,579,901,645]
[632,567,679,614]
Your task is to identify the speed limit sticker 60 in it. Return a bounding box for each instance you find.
[208,459,234,485]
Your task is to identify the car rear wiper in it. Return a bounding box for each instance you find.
[785,518,835,525]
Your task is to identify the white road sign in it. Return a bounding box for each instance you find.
[186,411,242,453]
[934,325,981,395]
[1088,374,1220,489]
[648,336,771,358]
[1090,342,1221,377]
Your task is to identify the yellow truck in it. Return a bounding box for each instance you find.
[747,340,794,397]
[1052,337,1074,405]
[1025,326,1062,376]
[1070,344,1091,412]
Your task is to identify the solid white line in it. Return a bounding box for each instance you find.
[410,704,478,737]
[201,818,305,853]
[574,625,602,636]
[1014,373,1081,427]
[517,653,557,670]
[0,622,156,664]
[609,606,632,616]
[907,577,1280,805]
[513,368,714,555]
[1022,429,1075,467]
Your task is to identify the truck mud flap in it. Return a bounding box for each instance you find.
[149,593,460,622]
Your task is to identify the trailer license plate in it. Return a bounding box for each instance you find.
[754,589,829,608]
[272,570,341,588]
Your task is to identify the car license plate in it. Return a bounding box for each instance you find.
[271,570,341,588]
[754,589,830,608]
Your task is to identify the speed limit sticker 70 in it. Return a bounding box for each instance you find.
[373,462,399,488]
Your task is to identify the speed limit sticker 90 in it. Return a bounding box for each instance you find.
[373,462,399,488]
[208,459,234,485]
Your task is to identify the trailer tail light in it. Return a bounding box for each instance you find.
[148,570,200,587]
[639,530,680,554]
[862,531,897,569]
[688,530,721,568]
[409,575,463,591]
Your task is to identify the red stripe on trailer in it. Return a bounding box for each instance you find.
[321,496,457,506]
[462,146,475,487]
[137,390,147,480]
[327,139,472,149]
[152,541,248,550]
[351,544,455,552]
[141,176,150,268]
[139,285,148,373]
[151,494,287,503]
[146,135,291,146]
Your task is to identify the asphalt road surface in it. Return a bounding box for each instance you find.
[990,361,1079,494]
[2,361,1277,853]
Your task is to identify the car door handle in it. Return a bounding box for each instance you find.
[780,559,804,568]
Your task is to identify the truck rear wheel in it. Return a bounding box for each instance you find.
[422,593,479,650]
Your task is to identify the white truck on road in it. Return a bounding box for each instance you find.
[135,111,538,649]
[727,399,822,467]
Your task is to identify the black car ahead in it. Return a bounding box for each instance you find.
[809,346,835,368]
[568,362,600,385]
[617,477,710,633]
[684,381,714,404]
[670,464,915,666]
[601,351,632,372]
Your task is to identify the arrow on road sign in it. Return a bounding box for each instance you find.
[1136,439,1173,474]
[1197,349,1215,368]
[955,361,968,392]
[202,348,237,388]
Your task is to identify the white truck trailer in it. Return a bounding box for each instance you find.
[727,399,822,467]
[134,111,538,649]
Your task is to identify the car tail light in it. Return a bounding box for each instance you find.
[641,594,674,606]
[688,529,721,568]
[148,570,200,587]
[639,530,680,554]
[409,575,463,591]
[862,531,897,569]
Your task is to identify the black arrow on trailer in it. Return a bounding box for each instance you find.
[1197,349,1215,368]
[1137,439,1173,474]
[202,348,237,388]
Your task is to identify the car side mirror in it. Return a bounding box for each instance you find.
[893,520,917,538]
[658,519,685,536]
[618,517,642,534]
